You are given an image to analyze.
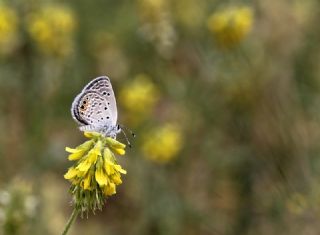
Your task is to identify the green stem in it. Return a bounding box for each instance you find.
[61,208,79,235]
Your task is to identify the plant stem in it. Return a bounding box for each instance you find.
[61,208,79,235]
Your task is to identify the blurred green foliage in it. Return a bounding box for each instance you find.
[0,0,320,234]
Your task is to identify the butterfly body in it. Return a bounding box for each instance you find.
[71,76,121,138]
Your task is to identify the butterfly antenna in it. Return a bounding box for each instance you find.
[119,124,136,138]
[120,127,132,148]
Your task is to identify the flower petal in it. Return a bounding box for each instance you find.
[82,173,92,190]
[111,147,126,156]
[77,139,94,150]
[114,164,127,174]
[64,167,78,180]
[104,160,115,175]
[68,151,85,161]
[76,159,91,173]
[84,131,101,139]
[103,147,113,161]
[103,182,116,196]
[112,173,122,185]
[89,140,102,157]
[106,137,126,149]
[95,167,108,186]
[65,147,78,153]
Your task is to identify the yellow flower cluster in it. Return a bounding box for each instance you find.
[142,124,183,164]
[64,132,126,213]
[0,5,19,55]
[119,74,159,125]
[27,5,76,58]
[207,6,253,48]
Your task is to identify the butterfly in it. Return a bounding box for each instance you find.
[71,76,121,138]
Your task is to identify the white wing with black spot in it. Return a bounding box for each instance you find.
[82,76,118,126]
[71,76,118,131]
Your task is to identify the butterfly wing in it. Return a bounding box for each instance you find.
[82,76,118,126]
[71,90,114,129]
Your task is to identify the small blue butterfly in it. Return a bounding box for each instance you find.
[71,76,121,138]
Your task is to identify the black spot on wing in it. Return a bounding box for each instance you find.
[72,99,88,125]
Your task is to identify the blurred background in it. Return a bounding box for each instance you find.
[0,0,319,234]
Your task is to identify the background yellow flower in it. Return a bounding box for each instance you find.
[119,74,159,126]
[207,6,253,48]
[0,5,19,55]
[27,5,76,58]
[142,124,183,164]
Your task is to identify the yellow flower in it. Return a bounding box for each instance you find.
[105,137,126,155]
[82,171,93,190]
[95,159,108,186]
[207,6,253,48]
[64,132,126,213]
[142,124,183,164]
[0,5,19,55]
[64,167,78,180]
[27,5,76,58]
[119,74,159,126]
[65,139,94,160]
